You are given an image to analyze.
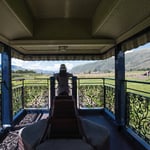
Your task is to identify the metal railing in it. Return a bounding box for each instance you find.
[77,78,104,108]
[12,78,50,115]
[77,78,150,147]
[103,78,115,115]
[12,79,24,115]
[0,77,150,147]
[125,80,150,145]
[77,78,115,113]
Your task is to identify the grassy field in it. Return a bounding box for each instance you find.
[11,71,150,84]
[75,71,150,81]
[11,72,150,96]
[1,71,148,97]
[77,71,150,96]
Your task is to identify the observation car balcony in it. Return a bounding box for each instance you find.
[0,0,150,149]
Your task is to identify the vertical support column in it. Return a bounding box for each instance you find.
[115,45,126,127]
[1,44,12,128]
[72,76,77,106]
[50,76,55,108]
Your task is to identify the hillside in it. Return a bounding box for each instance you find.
[0,65,53,75]
[71,49,150,73]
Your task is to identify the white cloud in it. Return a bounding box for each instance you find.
[12,58,24,67]
[43,62,74,72]
[125,50,134,54]
[12,59,44,70]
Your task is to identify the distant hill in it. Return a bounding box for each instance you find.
[71,49,150,73]
[11,65,25,71]
[0,65,25,71]
[0,65,53,74]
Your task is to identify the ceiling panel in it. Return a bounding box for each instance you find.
[0,0,149,60]
[26,0,100,19]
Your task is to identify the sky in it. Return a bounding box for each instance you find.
[11,59,95,72]
[1,42,150,72]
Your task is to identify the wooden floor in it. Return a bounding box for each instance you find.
[0,112,144,150]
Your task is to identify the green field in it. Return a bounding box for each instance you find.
[0,71,149,97]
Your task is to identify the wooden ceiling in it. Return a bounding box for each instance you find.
[0,0,150,60]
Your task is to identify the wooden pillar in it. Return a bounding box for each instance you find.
[1,44,12,128]
[115,45,126,126]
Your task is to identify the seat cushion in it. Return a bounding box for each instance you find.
[36,139,94,150]
[80,118,110,150]
[20,119,48,150]
[50,117,82,138]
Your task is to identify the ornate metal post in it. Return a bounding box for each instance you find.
[1,44,12,128]
[115,45,126,127]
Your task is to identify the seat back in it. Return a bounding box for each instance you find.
[49,96,82,138]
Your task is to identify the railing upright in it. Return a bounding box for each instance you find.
[21,79,25,109]
[103,78,106,108]
[12,79,25,115]
[72,76,77,103]
[50,76,55,108]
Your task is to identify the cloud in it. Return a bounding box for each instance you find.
[12,58,24,67]
[11,59,76,72]
[12,58,44,70]
[125,50,134,54]
[44,63,74,72]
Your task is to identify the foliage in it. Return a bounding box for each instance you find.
[12,69,36,74]
[78,85,103,108]
[24,86,48,108]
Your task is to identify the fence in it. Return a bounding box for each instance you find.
[12,78,50,115]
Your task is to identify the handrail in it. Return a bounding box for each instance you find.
[123,79,150,84]
[127,88,150,96]
[12,78,25,81]
[124,79,150,96]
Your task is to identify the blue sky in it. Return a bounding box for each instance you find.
[1,42,150,72]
